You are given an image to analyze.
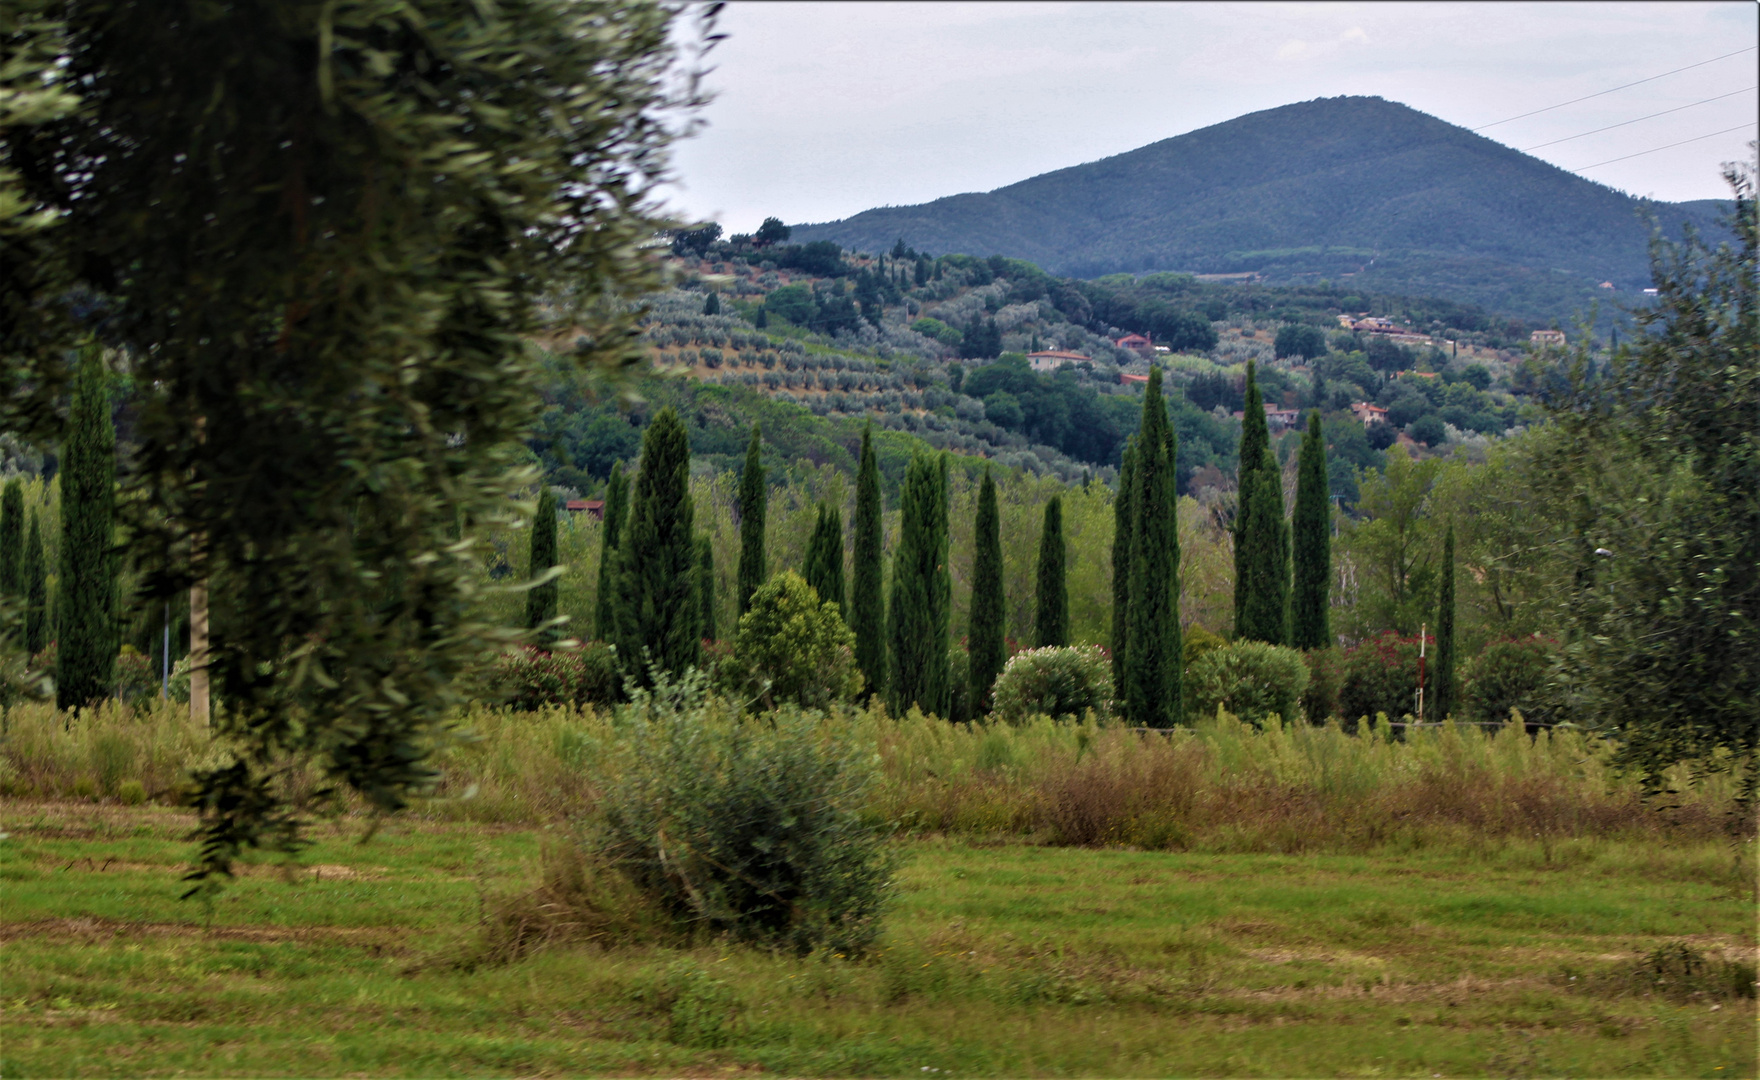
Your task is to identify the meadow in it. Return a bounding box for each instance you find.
[2,701,1754,1077]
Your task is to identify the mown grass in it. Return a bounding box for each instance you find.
[2,799,1754,1078]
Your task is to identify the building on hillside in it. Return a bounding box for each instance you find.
[1350,402,1389,426]
[1230,402,1302,431]
[1114,333,1153,357]
[1530,329,1566,346]
[1026,349,1091,373]
[1119,372,1149,386]
[565,499,605,521]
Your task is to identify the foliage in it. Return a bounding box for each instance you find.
[56,346,115,710]
[615,408,700,683]
[1274,324,1328,361]
[1184,640,1310,726]
[489,643,622,711]
[1338,632,1425,723]
[596,463,629,641]
[1300,646,1343,721]
[1290,412,1332,649]
[1433,523,1458,721]
[1462,636,1564,726]
[961,354,1128,468]
[1233,362,1268,636]
[22,509,46,653]
[0,0,701,887]
[524,490,560,643]
[1342,445,1440,636]
[697,535,716,642]
[736,425,766,616]
[730,572,861,711]
[991,644,1114,723]
[586,674,896,955]
[887,453,951,718]
[802,502,845,615]
[1235,449,1289,646]
[850,426,885,696]
[967,469,1005,715]
[0,477,21,598]
[1110,440,1136,691]
[1123,368,1180,727]
[1035,494,1068,647]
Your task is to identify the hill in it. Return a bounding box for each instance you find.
[789,96,1730,324]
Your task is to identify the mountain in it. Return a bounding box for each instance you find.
[790,96,1731,323]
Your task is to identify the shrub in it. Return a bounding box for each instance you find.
[990,645,1112,723]
[492,643,621,710]
[1463,636,1564,725]
[587,672,896,955]
[1339,632,1423,723]
[115,646,158,707]
[1184,640,1310,725]
[729,572,860,711]
[1300,646,1342,721]
[1183,624,1226,665]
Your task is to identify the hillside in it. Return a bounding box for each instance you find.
[789,96,1730,324]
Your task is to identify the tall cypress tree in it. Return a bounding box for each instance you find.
[968,467,1005,715]
[1234,361,1269,636]
[614,408,698,682]
[736,424,766,615]
[851,425,885,695]
[1434,523,1457,721]
[1237,449,1290,645]
[57,345,117,709]
[24,510,47,654]
[803,502,846,613]
[1111,439,1137,691]
[697,535,717,642]
[0,478,22,599]
[888,452,950,717]
[594,462,628,641]
[1125,368,1181,728]
[1290,412,1333,650]
[524,488,559,643]
[1035,494,1068,648]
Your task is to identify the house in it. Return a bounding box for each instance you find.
[1350,402,1389,426]
[1114,333,1153,357]
[1026,349,1091,373]
[1530,329,1566,346]
[1229,402,1302,430]
[1119,372,1150,385]
[1598,281,1616,289]
[565,499,605,521]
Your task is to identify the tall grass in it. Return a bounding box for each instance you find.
[1,698,1743,852]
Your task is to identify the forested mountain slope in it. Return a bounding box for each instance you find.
[790,96,1729,323]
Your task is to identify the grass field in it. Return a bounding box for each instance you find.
[3,798,1753,1078]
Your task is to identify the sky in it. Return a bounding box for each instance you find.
[660,1,1759,234]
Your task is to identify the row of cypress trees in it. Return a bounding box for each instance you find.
[1111,367,1183,726]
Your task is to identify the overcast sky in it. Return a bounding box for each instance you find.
[661,1,1759,234]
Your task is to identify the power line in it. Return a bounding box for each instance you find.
[1573,123,1756,171]
[1472,46,1757,131]
[1522,87,1757,151]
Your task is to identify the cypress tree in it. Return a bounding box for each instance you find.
[614,408,699,682]
[1124,368,1180,727]
[24,510,47,654]
[697,535,717,642]
[1234,360,1269,635]
[524,488,559,643]
[851,425,886,695]
[0,478,21,599]
[1434,523,1458,721]
[1290,412,1333,650]
[594,462,628,641]
[1111,439,1137,691]
[803,502,846,613]
[1236,449,1290,645]
[968,467,1005,715]
[57,345,117,709]
[736,424,766,615]
[702,291,720,315]
[754,306,768,329]
[888,452,950,717]
[1035,495,1068,648]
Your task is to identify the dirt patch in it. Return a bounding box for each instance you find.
[0,916,406,948]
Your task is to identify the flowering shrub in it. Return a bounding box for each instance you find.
[1184,640,1310,726]
[1338,632,1427,722]
[990,645,1112,723]
[493,642,621,710]
[114,646,159,707]
[1463,636,1564,725]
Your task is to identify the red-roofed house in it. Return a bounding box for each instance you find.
[1026,350,1091,373]
[1114,333,1153,357]
[565,499,605,520]
[1119,372,1149,385]
[1350,402,1389,426]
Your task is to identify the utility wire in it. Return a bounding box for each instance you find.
[1473,46,1757,131]
[1522,87,1758,151]
[1574,123,1756,171]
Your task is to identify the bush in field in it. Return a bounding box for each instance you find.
[588,672,896,955]
[114,646,159,708]
[1463,636,1564,725]
[1184,640,1309,725]
[1300,646,1343,721]
[1339,632,1422,722]
[730,572,861,711]
[493,643,621,710]
[991,645,1112,723]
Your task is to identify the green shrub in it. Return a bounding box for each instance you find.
[729,571,860,711]
[114,646,158,707]
[990,645,1113,723]
[492,643,621,710]
[1185,640,1310,725]
[1183,625,1226,665]
[947,645,972,724]
[1463,636,1564,725]
[1339,632,1422,723]
[1300,647,1342,721]
[587,671,896,955]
